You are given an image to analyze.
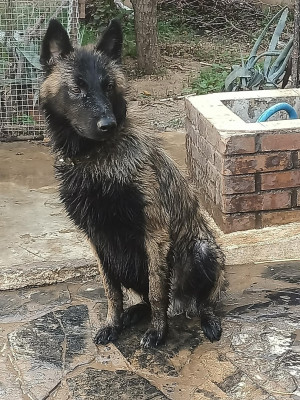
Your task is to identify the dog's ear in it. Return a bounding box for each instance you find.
[40,19,73,69]
[96,19,123,62]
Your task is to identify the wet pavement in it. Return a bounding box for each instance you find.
[0,141,97,290]
[0,261,299,399]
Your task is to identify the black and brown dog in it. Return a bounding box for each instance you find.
[40,19,225,348]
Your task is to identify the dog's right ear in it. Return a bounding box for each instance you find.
[40,19,73,69]
[96,19,123,62]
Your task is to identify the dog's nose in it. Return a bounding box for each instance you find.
[97,117,117,132]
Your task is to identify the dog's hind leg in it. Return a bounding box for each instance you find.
[140,230,170,348]
[199,303,222,342]
[121,300,151,328]
[93,261,124,345]
[192,239,225,342]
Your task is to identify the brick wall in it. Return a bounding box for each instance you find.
[186,102,300,233]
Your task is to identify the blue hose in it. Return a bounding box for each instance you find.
[256,102,298,122]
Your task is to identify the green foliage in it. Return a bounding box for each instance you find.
[224,7,293,91]
[190,65,228,95]
[122,18,136,58]
[157,15,191,42]
[85,0,116,28]
[80,25,98,46]
[82,0,136,58]
[12,114,36,125]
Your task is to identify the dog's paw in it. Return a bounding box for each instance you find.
[93,326,119,345]
[201,314,222,342]
[140,328,166,348]
[121,303,150,328]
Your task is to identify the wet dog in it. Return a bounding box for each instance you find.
[40,19,225,347]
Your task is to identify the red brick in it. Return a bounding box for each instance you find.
[189,142,200,166]
[222,191,291,213]
[297,151,300,168]
[222,175,256,195]
[261,209,300,227]
[215,151,224,172]
[206,179,217,202]
[206,161,220,183]
[223,152,292,175]
[261,170,300,190]
[185,119,200,145]
[221,212,256,233]
[219,134,256,155]
[297,189,300,206]
[198,136,215,164]
[198,115,219,147]
[185,99,199,124]
[191,145,207,173]
[197,189,256,232]
[261,133,300,151]
[192,159,205,186]
[215,179,222,206]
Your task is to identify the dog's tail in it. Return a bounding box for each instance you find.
[169,238,225,316]
[192,239,226,304]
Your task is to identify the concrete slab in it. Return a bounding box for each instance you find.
[0,142,96,290]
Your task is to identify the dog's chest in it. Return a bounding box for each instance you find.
[59,166,145,238]
[59,166,149,292]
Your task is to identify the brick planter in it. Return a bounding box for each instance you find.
[185,89,300,233]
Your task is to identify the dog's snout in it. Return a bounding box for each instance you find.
[97,117,117,133]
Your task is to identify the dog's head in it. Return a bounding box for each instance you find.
[40,19,127,142]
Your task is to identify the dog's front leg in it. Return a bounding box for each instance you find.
[141,232,170,348]
[94,262,123,345]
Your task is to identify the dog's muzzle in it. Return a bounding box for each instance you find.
[97,117,117,133]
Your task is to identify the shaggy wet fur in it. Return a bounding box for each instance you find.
[40,19,225,347]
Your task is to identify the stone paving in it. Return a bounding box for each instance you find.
[0,261,299,400]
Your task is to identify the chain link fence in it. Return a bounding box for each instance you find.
[0,0,80,141]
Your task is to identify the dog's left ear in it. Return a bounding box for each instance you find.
[96,19,123,62]
[40,19,73,69]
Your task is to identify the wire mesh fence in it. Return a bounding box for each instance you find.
[0,0,80,141]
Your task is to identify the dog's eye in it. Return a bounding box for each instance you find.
[106,82,114,92]
[71,86,81,94]
[70,85,86,98]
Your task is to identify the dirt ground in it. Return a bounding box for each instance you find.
[125,55,200,133]
[123,28,251,132]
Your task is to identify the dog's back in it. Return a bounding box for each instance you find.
[40,19,225,347]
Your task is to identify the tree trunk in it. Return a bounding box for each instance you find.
[291,0,300,87]
[131,0,160,74]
